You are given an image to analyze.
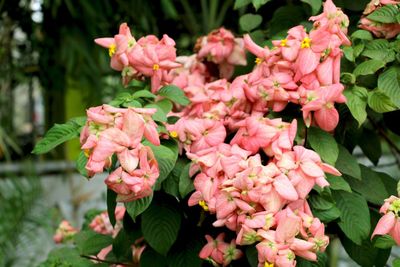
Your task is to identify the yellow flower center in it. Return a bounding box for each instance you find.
[108,44,116,57]
[255,57,263,65]
[264,262,274,267]
[153,64,160,71]
[199,200,209,211]
[170,131,178,138]
[325,102,334,109]
[280,39,288,47]
[301,37,311,49]
[84,149,91,157]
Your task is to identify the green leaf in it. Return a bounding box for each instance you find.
[145,103,168,122]
[343,46,354,62]
[140,248,167,267]
[234,0,252,9]
[312,206,341,223]
[124,194,153,220]
[158,85,190,106]
[378,67,400,107]
[367,4,399,23]
[252,0,271,10]
[122,99,142,108]
[43,247,101,267]
[269,5,306,36]
[379,171,398,196]
[345,165,388,205]
[358,128,381,165]
[163,158,190,198]
[362,48,395,63]
[76,151,88,177]
[335,145,361,180]
[366,39,390,50]
[351,30,373,40]
[309,194,334,210]
[246,246,258,267]
[343,85,368,126]
[239,14,263,32]
[326,174,351,192]
[132,90,156,99]
[340,234,391,267]
[353,59,385,77]
[373,235,396,249]
[368,89,398,113]
[107,189,117,227]
[112,229,134,261]
[32,119,81,154]
[74,230,113,255]
[167,233,203,267]
[179,162,194,198]
[353,42,365,58]
[394,258,400,267]
[141,200,182,255]
[301,0,322,15]
[144,139,178,187]
[308,127,339,165]
[333,191,370,245]
[341,72,356,84]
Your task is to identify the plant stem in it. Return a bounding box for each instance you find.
[208,0,219,31]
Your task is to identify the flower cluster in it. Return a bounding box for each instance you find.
[80,104,160,201]
[89,206,125,236]
[91,1,348,266]
[164,1,346,266]
[360,0,400,39]
[372,195,400,245]
[53,220,78,244]
[95,23,180,91]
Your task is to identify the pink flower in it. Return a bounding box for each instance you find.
[95,23,136,71]
[302,84,346,131]
[89,206,126,236]
[372,196,400,245]
[53,220,78,244]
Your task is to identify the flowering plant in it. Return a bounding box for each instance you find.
[35,0,400,266]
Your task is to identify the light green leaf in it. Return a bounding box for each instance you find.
[239,14,263,32]
[343,85,368,126]
[141,201,182,255]
[76,151,88,177]
[252,0,271,10]
[351,30,373,40]
[353,59,385,77]
[343,46,354,62]
[367,4,399,23]
[132,90,156,99]
[373,235,396,249]
[368,89,398,113]
[335,145,361,180]
[145,103,168,122]
[333,191,370,245]
[308,127,339,165]
[234,0,252,9]
[158,85,190,106]
[32,119,82,154]
[378,67,400,107]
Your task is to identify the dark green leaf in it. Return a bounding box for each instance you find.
[335,145,361,180]
[308,127,338,165]
[378,66,400,107]
[179,162,194,198]
[301,0,322,15]
[312,206,341,223]
[358,128,381,165]
[309,194,334,210]
[326,174,351,192]
[246,246,258,267]
[234,0,252,9]
[163,158,190,198]
[74,230,113,255]
[141,200,182,255]
[140,248,167,267]
[125,194,153,220]
[333,191,370,245]
[345,165,388,205]
[107,189,117,227]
